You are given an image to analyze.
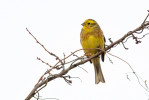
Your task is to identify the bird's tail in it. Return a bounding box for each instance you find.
[91,57,105,84]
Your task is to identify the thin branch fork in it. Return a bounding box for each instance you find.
[25,13,149,100]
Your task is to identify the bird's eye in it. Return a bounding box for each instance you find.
[88,23,90,25]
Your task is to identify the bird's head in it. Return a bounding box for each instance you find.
[81,19,98,31]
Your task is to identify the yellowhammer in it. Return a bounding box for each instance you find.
[80,19,106,84]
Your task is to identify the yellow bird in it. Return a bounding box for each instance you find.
[80,19,105,84]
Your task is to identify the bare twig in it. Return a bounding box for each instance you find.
[25,13,149,100]
[108,38,113,43]
[107,52,149,92]
[62,75,72,85]
[122,42,128,50]
[106,54,113,64]
[37,57,52,67]
[26,28,64,69]
[138,33,149,39]
[78,66,88,73]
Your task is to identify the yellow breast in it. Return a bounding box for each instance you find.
[81,35,103,54]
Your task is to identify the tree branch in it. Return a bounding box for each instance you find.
[25,13,149,100]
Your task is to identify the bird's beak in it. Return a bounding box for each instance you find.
[81,22,85,26]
